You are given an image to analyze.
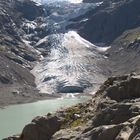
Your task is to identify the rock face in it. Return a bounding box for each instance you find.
[104,75,140,101]
[20,115,61,140]
[4,74,140,140]
[15,0,44,21]
[68,0,140,44]
[0,0,49,106]
[102,26,140,77]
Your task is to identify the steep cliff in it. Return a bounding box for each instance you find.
[68,0,140,44]
[0,0,52,106]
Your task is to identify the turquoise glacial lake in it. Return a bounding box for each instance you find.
[0,96,90,139]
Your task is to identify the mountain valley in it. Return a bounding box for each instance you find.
[1,0,140,139]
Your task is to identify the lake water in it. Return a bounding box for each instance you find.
[0,96,90,139]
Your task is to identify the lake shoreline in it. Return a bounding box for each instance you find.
[0,94,60,109]
[0,96,91,139]
[0,88,60,109]
[0,86,92,108]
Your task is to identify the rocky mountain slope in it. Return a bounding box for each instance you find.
[68,0,140,44]
[0,0,57,107]
[1,0,140,139]
[4,73,140,140]
[68,0,140,75]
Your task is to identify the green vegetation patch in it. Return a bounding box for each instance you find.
[113,27,140,47]
[61,104,87,128]
[60,101,94,128]
[70,118,83,127]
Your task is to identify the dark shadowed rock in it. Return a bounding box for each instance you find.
[15,0,45,21]
[20,115,61,140]
[102,75,140,101]
[58,86,84,93]
[68,0,140,44]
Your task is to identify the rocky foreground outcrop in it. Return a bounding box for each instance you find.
[4,73,140,140]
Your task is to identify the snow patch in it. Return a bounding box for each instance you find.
[63,31,95,48]
[36,36,48,47]
[66,0,83,3]
[22,21,37,34]
[45,0,83,4]
[80,18,89,23]
[31,0,42,6]
[96,46,111,52]
[96,2,103,6]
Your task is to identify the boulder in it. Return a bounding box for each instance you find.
[103,75,140,101]
[20,115,61,140]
